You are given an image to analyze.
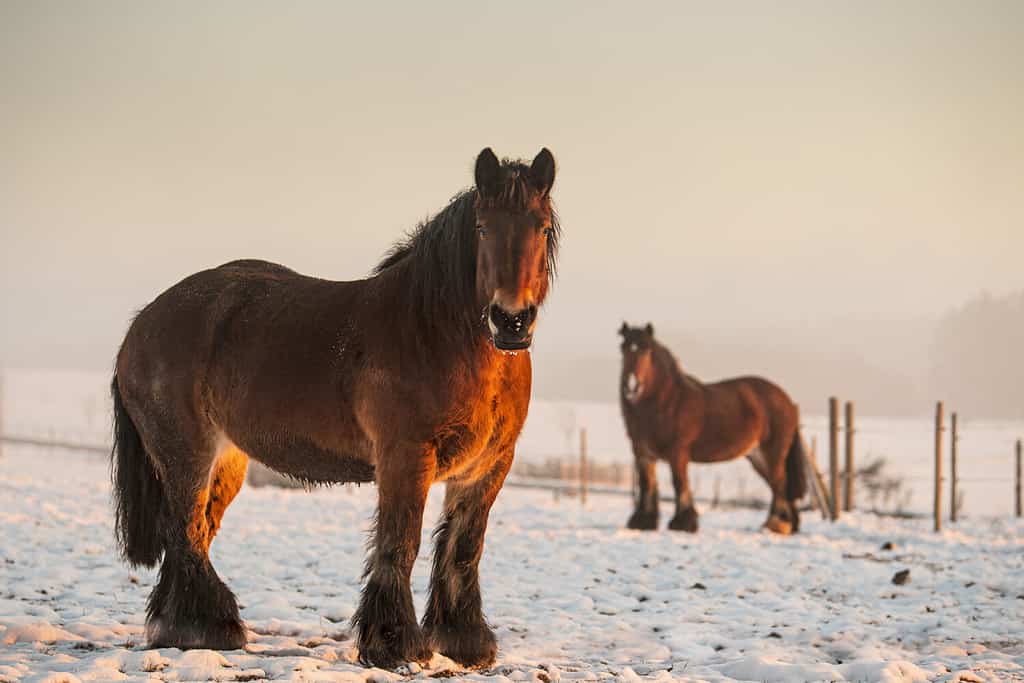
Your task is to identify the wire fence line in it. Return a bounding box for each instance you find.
[512,400,1024,524]
[1,370,1021,522]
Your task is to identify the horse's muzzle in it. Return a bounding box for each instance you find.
[488,303,536,350]
[623,373,643,403]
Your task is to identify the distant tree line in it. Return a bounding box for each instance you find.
[930,290,1024,419]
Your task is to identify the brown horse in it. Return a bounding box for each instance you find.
[110,148,559,669]
[618,323,807,534]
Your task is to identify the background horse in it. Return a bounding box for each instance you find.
[618,323,807,534]
[110,148,559,669]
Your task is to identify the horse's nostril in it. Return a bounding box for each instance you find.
[489,304,507,328]
[489,304,533,338]
[523,305,538,326]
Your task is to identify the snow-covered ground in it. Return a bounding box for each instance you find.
[2,447,1022,683]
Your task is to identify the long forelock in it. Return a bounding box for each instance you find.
[474,161,538,212]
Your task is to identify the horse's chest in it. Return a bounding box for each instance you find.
[626,402,689,457]
[434,374,527,481]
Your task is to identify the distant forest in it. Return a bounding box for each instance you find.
[930,290,1023,419]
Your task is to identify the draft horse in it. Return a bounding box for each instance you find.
[618,323,808,534]
[111,148,560,669]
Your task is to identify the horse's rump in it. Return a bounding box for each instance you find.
[119,259,378,485]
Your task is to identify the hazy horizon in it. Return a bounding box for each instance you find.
[3,2,1021,413]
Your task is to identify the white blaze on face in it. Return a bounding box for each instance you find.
[624,372,642,402]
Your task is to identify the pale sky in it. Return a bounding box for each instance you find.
[2,1,1022,393]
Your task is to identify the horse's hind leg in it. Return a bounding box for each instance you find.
[147,440,246,650]
[206,446,248,546]
[760,433,797,535]
[667,450,698,532]
[422,454,512,668]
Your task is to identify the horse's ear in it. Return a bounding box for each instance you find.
[529,148,556,196]
[475,148,501,198]
[645,322,654,337]
[618,322,628,337]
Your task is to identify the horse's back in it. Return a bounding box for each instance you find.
[708,376,795,410]
[691,376,796,462]
[120,259,356,409]
[121,259,315,360]
[116,259,377,483]
[214,258,300,279]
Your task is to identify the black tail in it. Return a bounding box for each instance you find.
[111,375,165,567]
[785,429,809,502]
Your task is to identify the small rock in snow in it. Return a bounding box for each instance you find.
[892,569,911,585]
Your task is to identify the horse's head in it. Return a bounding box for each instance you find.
[619,322,656,403]
[474,147,557,351]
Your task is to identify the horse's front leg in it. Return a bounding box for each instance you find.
[668,449,698,532]
[422,452,512,668]
[627,448,659,530]
[353,445,435,668]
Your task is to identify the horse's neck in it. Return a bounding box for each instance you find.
[372,260,490,370]
[678,370,702,393]
[653,350,701,401]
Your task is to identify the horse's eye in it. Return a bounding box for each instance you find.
[543,227,554,237]
[476,226,487,238]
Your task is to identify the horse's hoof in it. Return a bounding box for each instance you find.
[763,517,793,535]
[146,617,247,651]
[668,509,699,533]
[425,623,497,669]
[626,511,658,530]
[357,622,432,669]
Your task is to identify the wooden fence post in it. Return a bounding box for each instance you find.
[811,435,826,515]
[1016,438,1021,518]
[829,397,840,521]
[579,427,588,506]
[844,401,855,512]
[804,436,830,519]
[950,412,958,522]
[934,402,944,532]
